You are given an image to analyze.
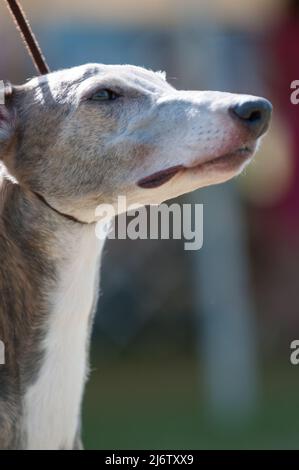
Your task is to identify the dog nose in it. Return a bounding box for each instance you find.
[231,99,272,137]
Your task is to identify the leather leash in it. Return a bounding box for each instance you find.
[4,0,50,75]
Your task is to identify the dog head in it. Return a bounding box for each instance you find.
[0,64,272,222]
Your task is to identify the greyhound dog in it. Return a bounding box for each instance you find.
[0,64,272,449]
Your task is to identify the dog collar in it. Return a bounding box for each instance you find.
[33,191,88,225]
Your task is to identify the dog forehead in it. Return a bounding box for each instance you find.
[23,64,168,105]
[29,63,166,92]
[67,63,167,84]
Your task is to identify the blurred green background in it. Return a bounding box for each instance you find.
[83,352,299,449]
[2,0,299,449]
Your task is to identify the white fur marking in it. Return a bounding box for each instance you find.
[23,226,104,450]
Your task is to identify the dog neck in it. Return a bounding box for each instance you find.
[0,177,106,449]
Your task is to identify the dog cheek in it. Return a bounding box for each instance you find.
[132,142,155,166]
[123,143,159,187]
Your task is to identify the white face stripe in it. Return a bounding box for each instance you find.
[22,225,104,450]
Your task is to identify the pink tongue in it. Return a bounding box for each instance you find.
[137,165,184,189]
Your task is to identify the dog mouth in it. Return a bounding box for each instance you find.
[137,145,253,189]
[137,165,185,189]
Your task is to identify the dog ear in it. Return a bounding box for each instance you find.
[0,82,17,160]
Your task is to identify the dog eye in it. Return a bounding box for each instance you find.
[90,89,119,101]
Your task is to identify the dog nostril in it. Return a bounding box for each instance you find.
[231,99,272,137]
[247,110,262,122]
